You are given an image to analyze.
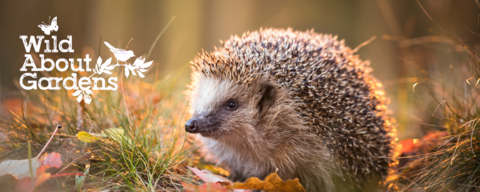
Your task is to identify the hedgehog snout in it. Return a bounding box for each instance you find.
[185,113,222,136]
[185,118,198,133]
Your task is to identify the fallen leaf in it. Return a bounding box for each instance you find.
[399,139,415,153]
[186,167,251,192]
[204,165,230,177]
[181,181,230,192]
[188,166,232,184]
[76,131,98,143]
[9,153,62,191]
[231,172,306,192]
[0,158,40,179]
[15,168,51,192]
[40,152,62,168]
[101,128,125,141]
[0,152,62,179]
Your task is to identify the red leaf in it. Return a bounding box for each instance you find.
[400,139,415,153]
[181,181,230,192]
[40,152,62,168]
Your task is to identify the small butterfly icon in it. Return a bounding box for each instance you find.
[38,16,58,35]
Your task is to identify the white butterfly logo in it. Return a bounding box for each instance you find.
[38,16,58,35]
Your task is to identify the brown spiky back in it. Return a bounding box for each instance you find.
[191,28,395,185]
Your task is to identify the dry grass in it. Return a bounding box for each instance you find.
[0,68,197,191]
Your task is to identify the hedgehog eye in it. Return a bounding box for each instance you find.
[225,99,238,111]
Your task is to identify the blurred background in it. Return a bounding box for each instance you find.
[0,0,479,140]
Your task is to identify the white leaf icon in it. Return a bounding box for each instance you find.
[125,67,130,77]
[138,71,145,78]
[77,94,83,103]
[86,89,94,95]
[140,61,153,68]
[131,67,137,76]
[95,57,116,75]
[96,57,102,69]
[84,95,92,104]
[104,58,112,66]
[133,57,144,67]
[73,90,82,96]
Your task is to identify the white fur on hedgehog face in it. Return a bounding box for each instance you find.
[188,75,260,139]
[191,76,233,116]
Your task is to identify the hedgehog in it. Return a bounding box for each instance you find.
[185,28,395,191]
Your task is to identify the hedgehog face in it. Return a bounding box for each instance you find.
[186,75,275,140]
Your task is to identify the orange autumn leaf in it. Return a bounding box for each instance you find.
[185,167,249,192]
[181,181,230,192]
[15,168,51,192]
[203,165,230,177]
[6,152,63,192]
[421,131,448,141]
[0,152,61,180]
[231,172,306,192]
[399,139,415,153]
[35,172,51,187]
[35,162,53,187]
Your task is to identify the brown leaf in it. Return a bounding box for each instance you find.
[231,172,306,192]
[181,181,230,192]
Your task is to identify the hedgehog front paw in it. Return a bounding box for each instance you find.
[227,170,246,182]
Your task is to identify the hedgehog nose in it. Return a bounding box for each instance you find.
[185,118,198,133]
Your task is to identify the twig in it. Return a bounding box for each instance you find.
[352,36,376,53]
[36,125,61,159]
[465,26,480,38]
[125,38,134,49]
[398,36,453,48]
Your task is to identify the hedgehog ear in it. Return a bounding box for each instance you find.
[257,83,276,114]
